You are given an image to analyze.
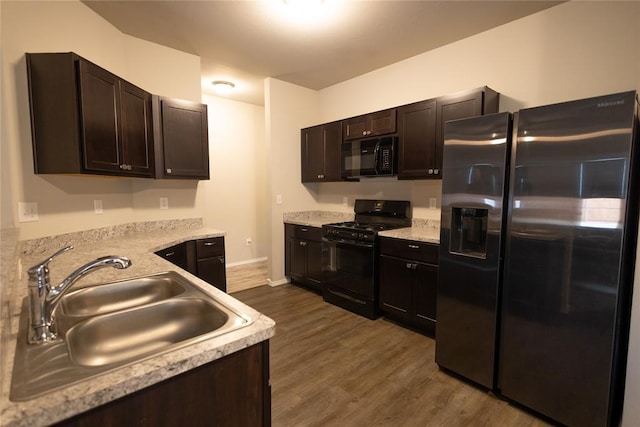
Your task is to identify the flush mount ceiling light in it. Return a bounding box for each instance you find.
[211,80,235,94]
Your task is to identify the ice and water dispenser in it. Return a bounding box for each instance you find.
[449,207,489,258]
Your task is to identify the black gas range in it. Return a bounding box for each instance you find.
[322,199,411,319]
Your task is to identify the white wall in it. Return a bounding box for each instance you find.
[201,94,268,264]
[0,0,202,240]
[264,78,321,282]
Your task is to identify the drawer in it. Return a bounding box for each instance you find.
[288,224,322,242]
[196,237,225,258]
[155,242,188,270]
[379,237,439,265]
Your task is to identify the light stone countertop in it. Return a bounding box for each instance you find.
[1,222,276,427]
[283,210,354,228]
[378,219,441,244]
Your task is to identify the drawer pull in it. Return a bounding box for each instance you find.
[300,241,307,246]
[165,252,175,257]
[204,242,216,246]
[301,228,308,232]
[408,244,420,249]
[406,263,413,269]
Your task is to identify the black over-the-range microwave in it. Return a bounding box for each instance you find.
[341,136,398,179]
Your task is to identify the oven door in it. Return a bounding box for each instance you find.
[322,238,376,297]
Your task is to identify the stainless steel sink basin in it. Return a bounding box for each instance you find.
[60,274,186,317]
[10,271,253,401]
[67,298,230,367]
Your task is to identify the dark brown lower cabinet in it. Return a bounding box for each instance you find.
[378,237,439,335]
[154,237,226,292]
[55,341,271,427]
[284,224,323,292]
[195,237,227,292]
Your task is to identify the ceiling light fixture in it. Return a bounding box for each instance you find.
[212,80,235,94]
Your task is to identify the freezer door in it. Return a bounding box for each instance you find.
[499,91,638,427]
[436,112,511,389]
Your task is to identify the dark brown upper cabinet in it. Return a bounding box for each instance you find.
[152,97,210,180]
[27,52,154,177]
[397,86,499,179]
[342,108,396,140]
[301,120,342,183]
[397,99,437,179]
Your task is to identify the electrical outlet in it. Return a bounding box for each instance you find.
[429,197,437,209]
[18,202,39,222]
[245,237,252,246]
[160,197,169,210]
[94,199,103,214]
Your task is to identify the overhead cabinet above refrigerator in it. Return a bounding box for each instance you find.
[436,91,640,427]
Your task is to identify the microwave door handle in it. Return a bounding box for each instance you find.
[373,143,380,175]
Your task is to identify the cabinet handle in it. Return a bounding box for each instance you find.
[165,252,175,257]
[434,169,440,175]
[317,174,324,179]
[406,262,413,269]
[412,263,418,270]
[204,242,216,246]
[219,257,225,264]
[428,169,434,175]
[166,168,172,174]
[362,130,367,136]
[301,228,308,232]
[300,241,307,246]
[408,244,420,249]
[119,164,132,171]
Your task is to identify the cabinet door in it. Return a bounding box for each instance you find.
[197,256,227,292]
[289,238,308,280]
[414,262,438,331]
[397,99,437,179]
[378,255,413,323]
[78,59,121,173]
[159,98,209,179]
[369,108,396,136]
[119,80,154,176]
[343,114,369,140]
[301,125,326,182]
[301,121,342,182]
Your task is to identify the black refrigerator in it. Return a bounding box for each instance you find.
[436,91,640,427]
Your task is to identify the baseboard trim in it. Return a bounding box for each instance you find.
[268,278,290,287]
[226,256,268,268]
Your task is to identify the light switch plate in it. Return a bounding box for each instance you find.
[429,197,437,209]
[276,194,283,205]
[18,202,39,222]
[94,199,103,214]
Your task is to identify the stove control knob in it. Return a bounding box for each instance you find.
[351,232,358,239]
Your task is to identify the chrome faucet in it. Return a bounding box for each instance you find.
[27,245,132,344]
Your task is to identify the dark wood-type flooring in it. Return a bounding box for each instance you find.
[233,284,550,427]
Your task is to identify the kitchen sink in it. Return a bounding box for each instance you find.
[10,271,253,401]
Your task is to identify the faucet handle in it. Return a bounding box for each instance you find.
[28,245,74,278]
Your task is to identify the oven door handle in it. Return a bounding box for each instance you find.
[322,237,375,249]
